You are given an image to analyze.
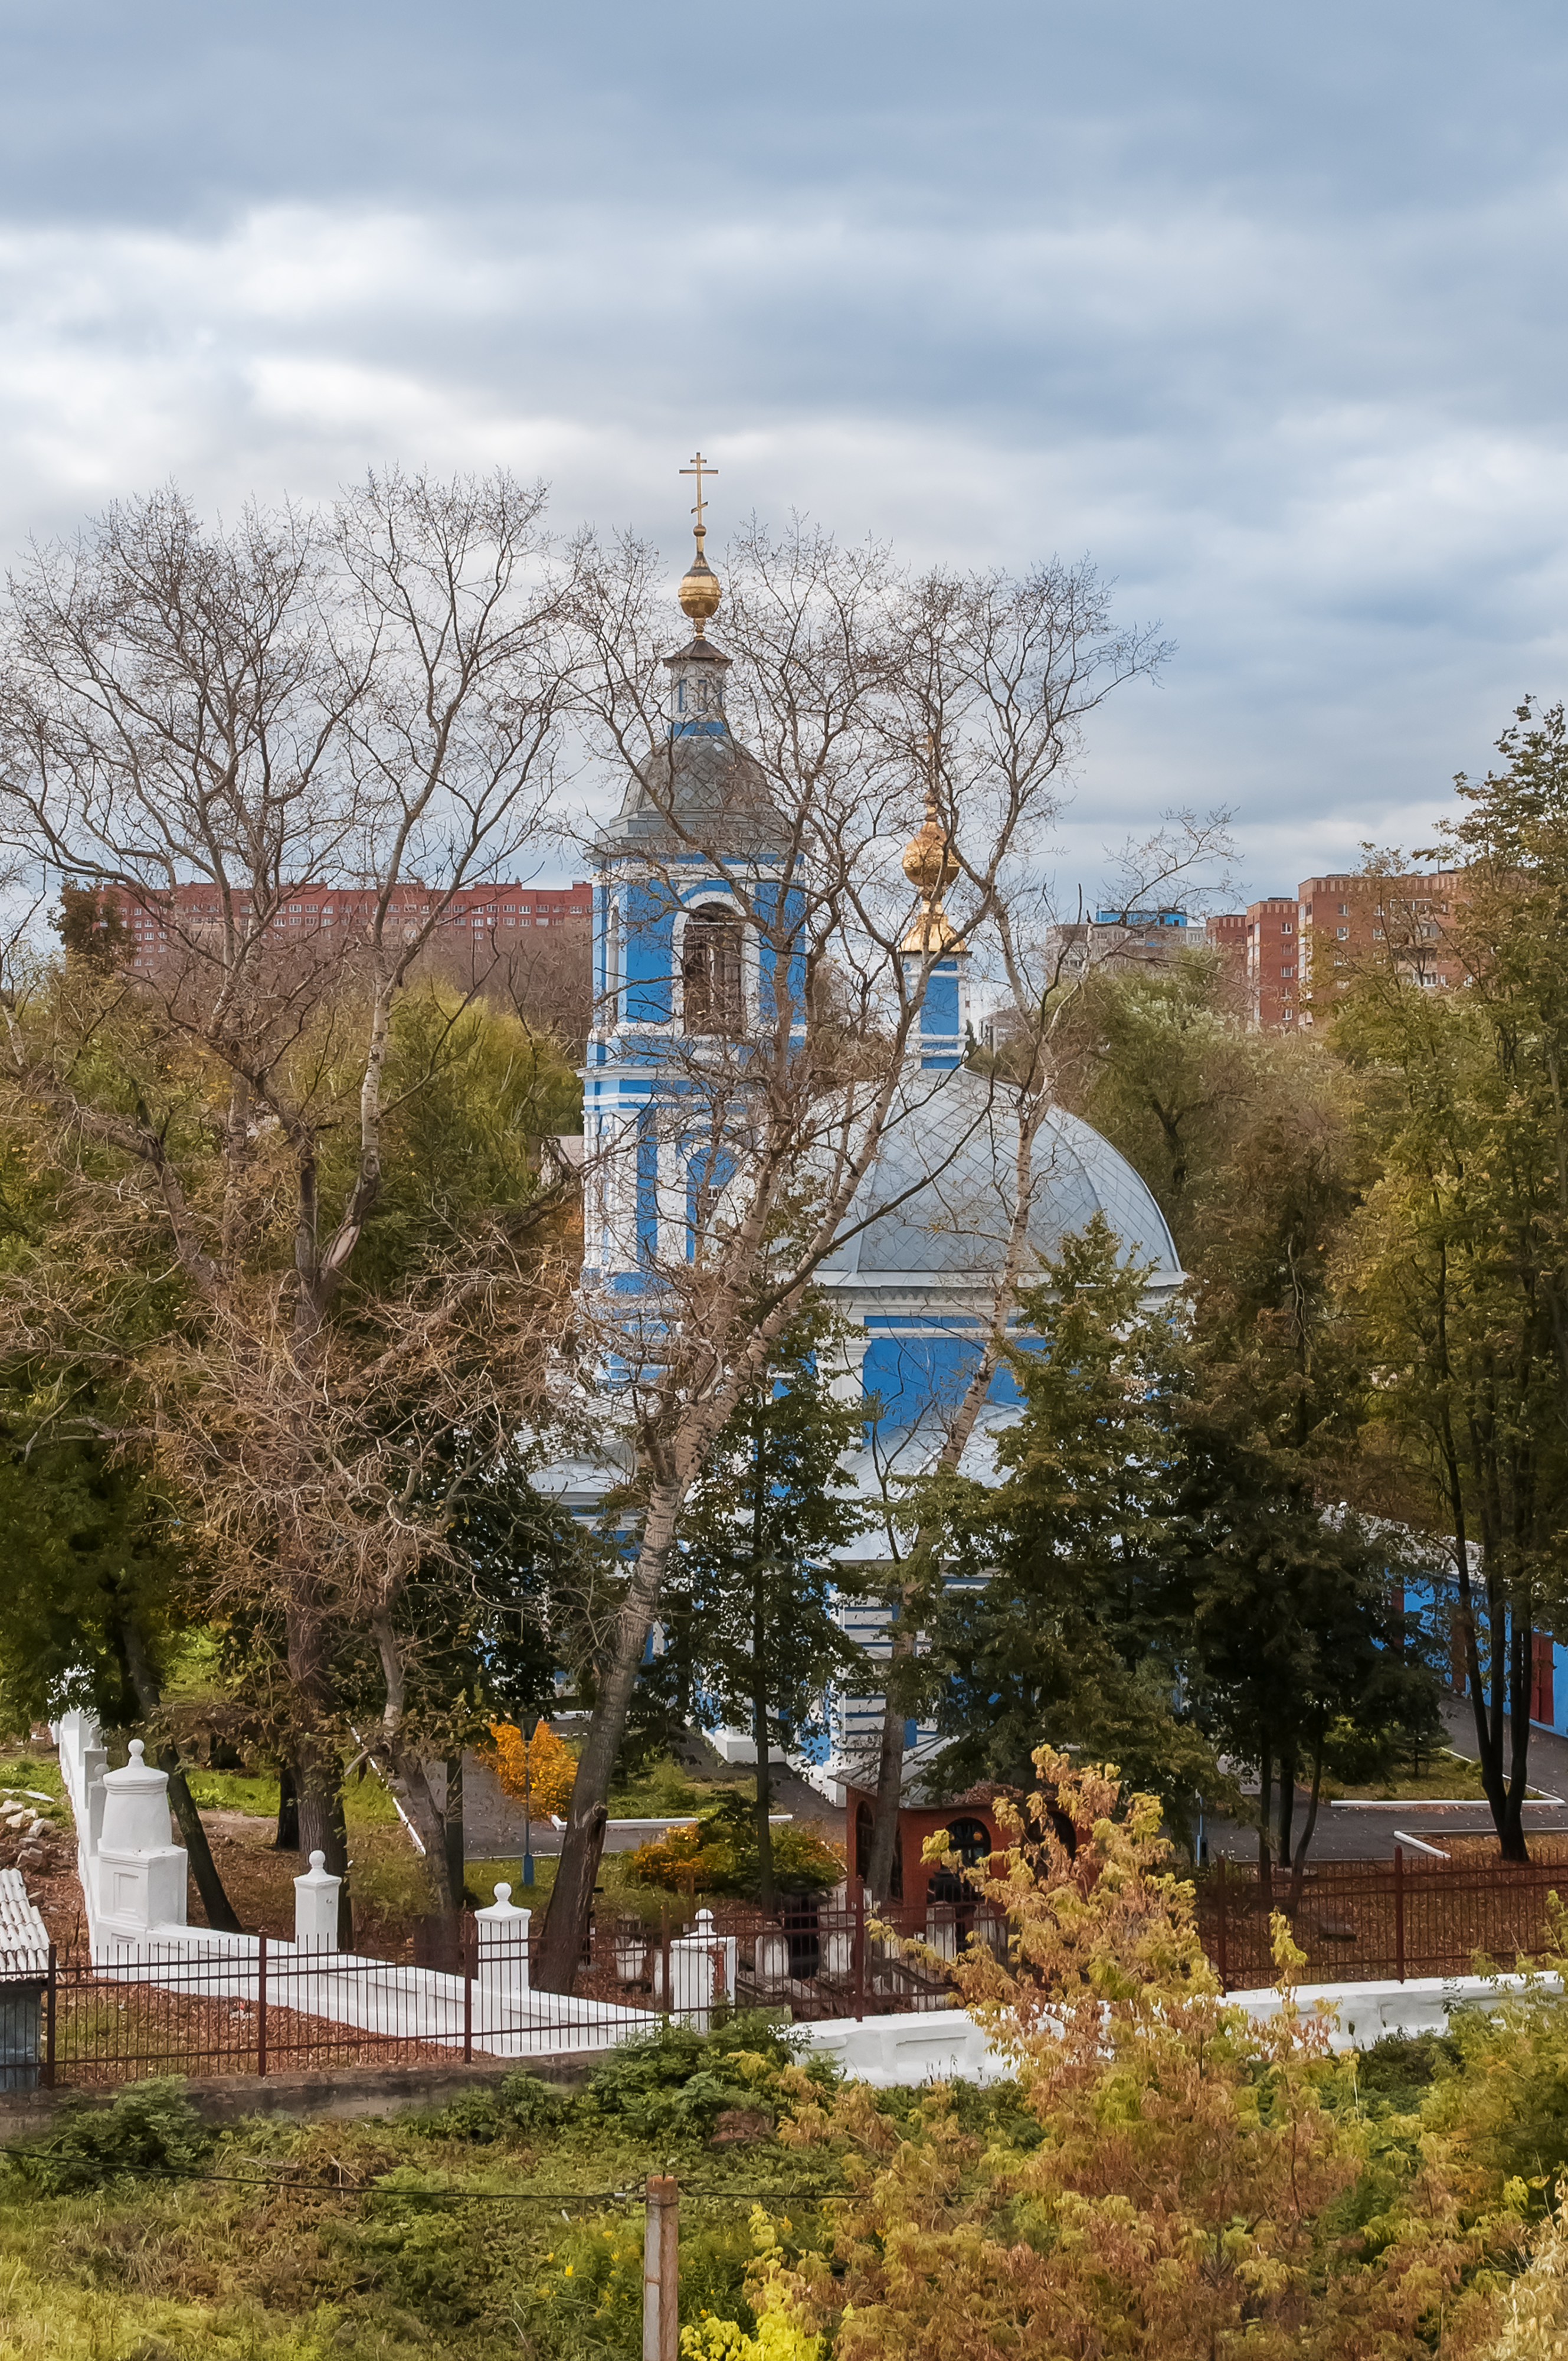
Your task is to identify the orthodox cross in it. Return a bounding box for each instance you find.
[680,450,717,532]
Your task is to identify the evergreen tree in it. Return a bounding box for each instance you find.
[918,1215,1215,1820]
[669,1302,868,1911]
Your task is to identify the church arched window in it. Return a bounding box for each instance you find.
[682,901,744,1035]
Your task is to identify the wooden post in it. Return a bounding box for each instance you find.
[463,1911,474,2064]
[1394,1844,1406,1984]
[1215,1858,1227,1994]
[257,1932,269,2076]
[43,1941,56,2089]
[643,2173,679,2361]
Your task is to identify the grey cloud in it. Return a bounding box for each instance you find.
[1,1,1567,894]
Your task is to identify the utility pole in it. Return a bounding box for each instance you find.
[643,2174,679,2361]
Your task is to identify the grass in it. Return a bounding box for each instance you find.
[0,2020,856,2361]
[1327,1749,1557,1804]
[183,1765,401,1827]
[0,1750,68,1827]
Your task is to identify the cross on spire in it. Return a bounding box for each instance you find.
[680,450,717,534]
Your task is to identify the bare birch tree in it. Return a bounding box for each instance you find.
[534,519,1165,1987]
[0,473,578,1934]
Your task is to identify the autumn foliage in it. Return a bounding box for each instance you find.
[774,1749,1520,2360]
[489,1719,578,1817]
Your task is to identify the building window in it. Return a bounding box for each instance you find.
[1337,927,1348,940]
[682,904,744,1034]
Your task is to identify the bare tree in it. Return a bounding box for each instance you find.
[0,473,578,1934]
[533,520,1166,1987]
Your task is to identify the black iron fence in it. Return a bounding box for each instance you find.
[1196,1849,1568,1990]
[8,1855,1565,2092]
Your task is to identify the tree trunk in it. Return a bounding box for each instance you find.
[444,1752,466,1913]
[274,1760,299,1851]
[865,1610,913,1902]
[1276,1747,1297,1892]
[116,1609,243,1935]
[1286,1741,1325,1913]
[753,1580,775,1919]
[534,1486,682,1992]
[288,1598,351,1904]
[751,1409,775,1918]
[1257,1747,1273,1902]
[1503,1598,1533,1863]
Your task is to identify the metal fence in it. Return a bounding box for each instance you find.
[9,1855,1566,2091]
[1196,1849,1568,1990]
[0,1888,999,2091]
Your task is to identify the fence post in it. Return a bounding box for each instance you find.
[463,1912,473,2065]
[853,1880,866,2022]
[660,1904,671,2022]
[43,1942,56,2089]
[257,1932,269,2077]
[1215,1858,1227,1994]
[643,2173,679,2361]
[1394,1844,1406,1985]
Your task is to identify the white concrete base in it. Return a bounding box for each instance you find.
[794,1973,1560,2086]
[97,1845,188,1937]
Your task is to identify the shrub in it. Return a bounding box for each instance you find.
[628,1793,843,1902]
[5,2076,215,2195]
[581,2014,823,2141]
[413,2068,568,2143]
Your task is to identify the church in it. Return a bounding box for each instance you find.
[555,470,1183,1802]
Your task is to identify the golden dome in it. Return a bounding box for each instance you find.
[901,794,960,898]
[678,526,722,636]
[900,792,963,956]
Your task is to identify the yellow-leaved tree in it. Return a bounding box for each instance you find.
[489,1719,578,1817]
[772,1748,1519,2360]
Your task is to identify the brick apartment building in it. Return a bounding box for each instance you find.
[1197,871,1470,1032]
[1297,870,1466,1012]
[104,879,590,975]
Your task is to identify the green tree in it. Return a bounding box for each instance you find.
[0,1421,243,1929]
[1178,1421,1442,1897]
[665,1303,867,1912]
[916,1216,1216,1820]
[1335,889,1567,1860]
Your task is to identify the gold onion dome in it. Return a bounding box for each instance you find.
[901,791,962,954]
[677,528,722,635]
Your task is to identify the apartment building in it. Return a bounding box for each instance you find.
[104,879,591,974]
[1203,910,1248,999]
[1245,896,1302,1029]
[1045,907,1192,981]
[1297,871,1466,1011]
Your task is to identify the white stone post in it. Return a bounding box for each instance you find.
[476,1882,531,2007]
[96,1740,188,1939]
[754,1929,791,1990]
[669,1908,736,2028]
[293,1850,342,1951]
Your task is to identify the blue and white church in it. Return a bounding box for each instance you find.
[564,492,1184,1800]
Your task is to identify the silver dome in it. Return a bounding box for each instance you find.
[814,1065,1181,1296]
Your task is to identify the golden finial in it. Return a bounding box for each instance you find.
[901,780,961,955]
[677,450,721,636]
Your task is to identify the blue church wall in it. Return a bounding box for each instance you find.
[860,1328,1027,1430]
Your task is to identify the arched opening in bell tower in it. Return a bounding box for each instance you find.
[682,901,744,1034]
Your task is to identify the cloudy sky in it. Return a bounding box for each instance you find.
[2,0,1566,901]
